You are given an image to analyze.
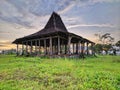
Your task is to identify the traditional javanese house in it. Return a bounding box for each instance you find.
[13,12,95,57]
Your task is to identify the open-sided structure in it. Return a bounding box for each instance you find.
[13,12,95,57]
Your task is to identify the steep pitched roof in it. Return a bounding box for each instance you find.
[12,12,95,44]
[22,12,68,38]
[44,12,68,32]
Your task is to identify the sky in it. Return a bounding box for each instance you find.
[0,0,120,50]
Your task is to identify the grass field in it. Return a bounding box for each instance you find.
[0,55,120,90]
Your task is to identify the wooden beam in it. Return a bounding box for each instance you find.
[81,42,85,54]
[30,41,33,54]
[22,42,24,55]
[76,43,78,54]
[65,44,67,54]
[26,41,28,54]
[67,36,72,54]
[35,40,37,53]
[23,36,59,43]
[50,37,52,55]
[44,39,46,55]
[39,39,41,54]
[73,43,74,54]
[58,36,60,55]
[16,44,18,56]
[86,42,89,55]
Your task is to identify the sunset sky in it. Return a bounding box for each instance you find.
[0,0,120,50]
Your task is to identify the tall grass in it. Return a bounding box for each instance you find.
[0,55,120,90]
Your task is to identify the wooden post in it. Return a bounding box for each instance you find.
[44,39,46,55]
[67,36,72,54]
[73,43,74,54]
[50,37,52,55]
[16,44,18,56]
[87,42,89,55]
[65,44,67,54]
[58,36,60,55]
[39,39,41,54]
[76,43,78,54]
[35,40,37,54]
[81,41,85,58]
[26,41,28,54]
[91,43,95,56]
[81,42,84,54]
[78,41,81,54]
[30,41,33,54]
[22,42,24,55]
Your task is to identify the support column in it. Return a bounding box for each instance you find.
[86,42,89,55]
[44,39,46,55]
[26,41,28,54]
[81,41,85,58]
[81,41,85,55]
[65,44,67,54]
[22,42,24,55]
[73,43,74,54]
[91,43,95,56]
[50,37,52,55]
[30,41,33,54]
[67,36,72,54]
[76,43,78,54]
[39,39,41,54]
[78,41,81,54]
[58,36,60,55]
[35,40,37,54]
[16,44,19,56]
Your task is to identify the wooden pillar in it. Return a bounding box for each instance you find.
[91,43,95,56]
[80,41,85,58]
[22,42,24,55]
[86,42,89,55]
[78,41,81,54]
[61,39,63,54]
[16,44,19,56]
[76,43,78,54]
[50,37,52,55]
[73,43,74,54]
[26,41,28,54]
[58,36,60,55]
[35,40,37,54]
[65,44,67,54]
[81,42,85,54]
[67,36,72,54]
[30,41,33,54]
[44,39,46,55]
[39,40,41,54]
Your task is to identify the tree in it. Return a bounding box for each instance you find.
[94,33,114,45]
[100,33,114,45]
[94,44,102,54]
[115,40,120,47]
[94,33,114,54]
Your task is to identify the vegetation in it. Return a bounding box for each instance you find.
[0,55,120,90]
[116,40,120,47]
[94,44,112,54]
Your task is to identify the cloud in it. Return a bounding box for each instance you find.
[1,0,119,29]
[0,0,77,28]
[67,23,115,29]
[0,40,11,44]
[91,0,120,3]
[0,45,5,47]
[72,0,120,8]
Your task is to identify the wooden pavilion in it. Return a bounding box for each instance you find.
[13,12,95,57]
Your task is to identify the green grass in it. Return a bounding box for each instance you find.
[0,55,120,90]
